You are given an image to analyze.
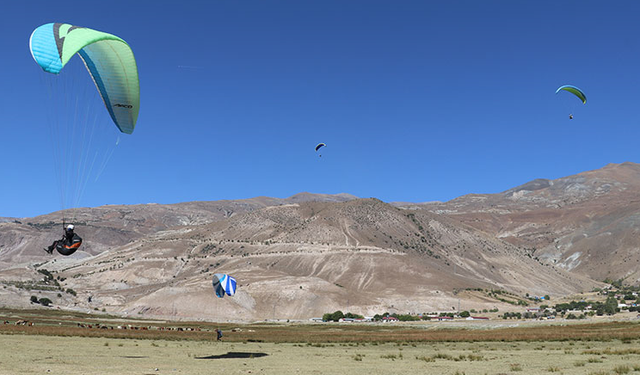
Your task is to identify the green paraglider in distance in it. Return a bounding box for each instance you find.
[556,85,586,104]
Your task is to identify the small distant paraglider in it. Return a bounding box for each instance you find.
[212,273,236,298]
[315,143,326,157]
[556,85,586,120]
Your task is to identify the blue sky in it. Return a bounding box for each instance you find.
[2,1,640,218]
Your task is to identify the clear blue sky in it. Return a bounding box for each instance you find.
[2,1,640,218]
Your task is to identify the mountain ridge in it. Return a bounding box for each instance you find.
[1,164,637,321]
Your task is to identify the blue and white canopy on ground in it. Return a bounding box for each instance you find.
[212,273,237,298]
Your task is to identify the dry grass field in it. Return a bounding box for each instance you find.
[2,308,640,374]
[3,334,640,374]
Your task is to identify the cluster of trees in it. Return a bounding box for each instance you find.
[502,310,554,320]
[36,268,76,296]
[555,296,624,316]
[469,308,499,313]
[374,313,423,321]
[525,293,550,301]
[373,311,496,321]
[37,269,59,286]
[595,279,640,297]
[30,295,52,307]
[502,312,523,319]
[485,289,529,306]
[500,295,636,320]
[565,313,587,320]
[322,311,363,322]
[322,309,501,322]
[602,278,625,289]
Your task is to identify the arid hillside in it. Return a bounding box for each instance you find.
[410,162,640,282]
[0,192,357,268]
[3,163,640,321]
[0,197,597,321]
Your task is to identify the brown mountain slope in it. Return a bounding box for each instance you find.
[6,160,639,320]
[0,193,356,268]
[1,199,596,321]
[413,162,640,283]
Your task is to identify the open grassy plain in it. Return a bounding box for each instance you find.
[2,309,640,374]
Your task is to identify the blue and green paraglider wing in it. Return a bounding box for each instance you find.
[29,23,140,134]
[555,85,586,104]
[212,274,237,298]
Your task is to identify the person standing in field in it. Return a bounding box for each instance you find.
[216,328,223,341]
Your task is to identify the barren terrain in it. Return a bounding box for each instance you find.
[1,163,640,321]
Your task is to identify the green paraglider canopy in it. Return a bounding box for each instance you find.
[556,85,586,104]
[30,23,140,221]
[30,23,140,134]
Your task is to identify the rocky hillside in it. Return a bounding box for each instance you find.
[0,192,357,268]
[2,163,640,321]
[410,162,640,282]
[0,197,596,321]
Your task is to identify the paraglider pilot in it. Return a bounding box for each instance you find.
[44,224,82,256]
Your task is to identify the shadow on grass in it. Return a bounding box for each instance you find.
[195,352,269,359]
